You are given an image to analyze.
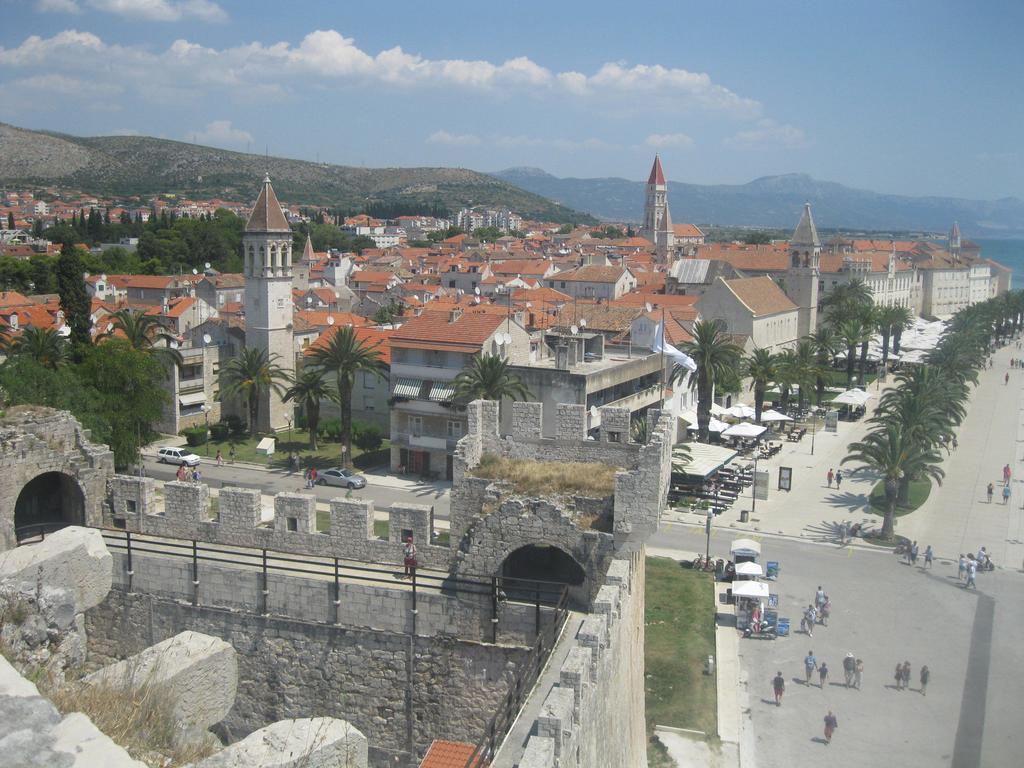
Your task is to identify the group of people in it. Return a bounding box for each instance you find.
[985,464,1012,504]
[175,463,202,483]
[903,540,934,568]
[303,467,319,488]
[958,549,990,588]
[825,468,844,490]
[893,661,930,694]
[800,586,831,637]
[213,448,234,466]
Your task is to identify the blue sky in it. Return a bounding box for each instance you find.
[2,0,1022,200]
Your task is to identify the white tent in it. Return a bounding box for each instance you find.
[725,403,756,419]
[734,561,763,577]
[730,538,762,557]
[686,417,729,433]
[832,388,873,406]
[672,443,737,477]
[710,403,728,416]
[759,409,793,423]
[722,422,767,439]
[732,581,770,599]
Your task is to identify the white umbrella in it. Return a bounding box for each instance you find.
[710,402,728,416]
[735,561,763,577]
[725,403,756,419]
[759,409,793,423]
[722,422,767,439]
[731,538,762,556]
[687,417,729,433]
[732,581,770,599]
[832,388,872,406]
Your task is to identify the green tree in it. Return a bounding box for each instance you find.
[843,425,944,539]
[808,326,838,403]
[6,212,13,230]
[877,305,913,367]
[107,308,183,370]
[673,319,742,443]
[743,348,777,423]
[55,244,92,349]
[453,353,533,403]
[306,327,386,467]
[835,317,871,389]
[557,223,573,235]
[219,347,292,434]
[11,326,68,369]
[282,366,333,450]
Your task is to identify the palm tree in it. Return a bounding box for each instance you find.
[843,424,944,539]
[774,348,797,410]
[822,278,873,323]
[453,353,533,402]
[878,305,912,365]
[744,348,777,423]
[11,327,68,369]
[283,366,334,450]
[630,416,650,444]
[107,308,183,369]
[808,326,838,404]
[854,305,878,386]
[673,319,742,443]
[219,347,292,434]
[835,317,870,389]
[306,326,386,467]
[791,339,821,410]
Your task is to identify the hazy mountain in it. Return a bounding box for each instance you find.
[493,167,1024,237]
[0,123,596,224]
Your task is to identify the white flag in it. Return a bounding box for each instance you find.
[654,320,697,372]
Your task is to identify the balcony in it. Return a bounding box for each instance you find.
[392,433,460,451]
[178,377,206,393]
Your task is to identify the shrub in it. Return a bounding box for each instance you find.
[209,422,229,441]
[321,418,342,441]
[181,426,207,447]
[221,413,246,438]
[353,424,383,452]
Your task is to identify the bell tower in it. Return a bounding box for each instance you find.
[243,175,294,433]
[640,154,674,260]
[785,202,821,337]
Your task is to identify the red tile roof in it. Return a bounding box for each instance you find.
[390,309,506,352]
[672,223,704,238]
[648,154,666,185]
[245,177,291,233]
[419,740,481,768]
[307,325,394,365]
[720,276,797,316]
[550,265,630,283]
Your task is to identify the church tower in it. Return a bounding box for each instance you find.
[785,202,821,337]
[949,221,961,260]
[243,175,294,433]
[640,155,673,260]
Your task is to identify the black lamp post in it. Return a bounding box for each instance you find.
[705,510,713,561]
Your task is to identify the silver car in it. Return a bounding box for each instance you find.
[316,468,367,489]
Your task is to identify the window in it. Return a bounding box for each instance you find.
[363,372,376,389]
[125,499,137,514]
[607,431,622,443]
[363,395,375,411]
[409,416,423,436]
[447,420,462,437]
[286,517,298,532]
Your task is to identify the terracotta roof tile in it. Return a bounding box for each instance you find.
[720,276,797,316]
[672,223,705,238]
[245,176,291,233]
[550,265,630,283]
[419,740,481,768]
[391,309,506,352]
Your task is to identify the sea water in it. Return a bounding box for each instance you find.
[975,238,1024,288]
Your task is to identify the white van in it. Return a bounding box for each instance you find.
[157,447,201,467]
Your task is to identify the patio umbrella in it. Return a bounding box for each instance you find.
[735,561,763,577]
[732,581,770,599]
[722,422,767,439]
[687,417,729,433]
[710,403,728,416]
[725,403,756,419]
[832,388,873,406]
[759,409,793,423]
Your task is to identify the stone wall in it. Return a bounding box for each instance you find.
[0,407,115,550]
[492,551,648,768]
[86,589,531,767]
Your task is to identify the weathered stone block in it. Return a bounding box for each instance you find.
[518,735,555,768]
[273,493,317,534]
[193,717,368,768]
[0,526,112,612]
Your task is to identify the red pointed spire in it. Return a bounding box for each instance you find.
[647,154,666,186]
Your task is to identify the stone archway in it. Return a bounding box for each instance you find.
[14,472,86,540]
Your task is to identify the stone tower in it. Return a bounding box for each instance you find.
[949,220,961,260]
[640,155,673,260]
[243,175,294,433]
[785,202,821,337]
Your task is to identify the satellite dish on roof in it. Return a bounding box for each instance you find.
[503,332,513,345]
[202,333,212,345]
[645,302,653,313]
[192,268,198,275]
[326,315,336,326]
[494,335,505,346]
[204,262,211,270]
[590,405,598,417]
[474,287,481,295]
[570,325,579,335]
[100,273,107,282]
[526,302,532,309]
[413,294,420,302]
[579,318,587,328]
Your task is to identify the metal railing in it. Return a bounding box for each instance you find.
[461,585,571,768]
[98,529,567,642]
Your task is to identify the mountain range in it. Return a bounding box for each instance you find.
[0,123,595,224]
[492,167,1024,238]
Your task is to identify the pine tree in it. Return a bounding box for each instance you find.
[6,212,14,230]
[55,243,92,349]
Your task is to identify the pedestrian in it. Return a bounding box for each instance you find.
[772,671,785,706]
[965,559,977,589]
[820,596,831,626]
[215,449,223,466]
[804,650,818,684]
[958,554,967,581]
[802,605,817,637]
[910,540,919,566]
[815,585,826,610]
[303,467,311,489]
[1005,372,1010,385]
[310,467,318,486]
[924,544,933,569]
[402,536,418,579]
[176,464,186,482]
[1004,464,1012,485]
[835,470,843,490]
[1003,484,1011,505]
[229,446,236,464]
[839,520,849,544]
[920,665,930,696]
[827,468,834,488]
[842,652,855,687]
[823,711,838,745]
[854,658,864,690]
[193,468,202,484]
[987,482,995,503]
[894,663,904,690]
[901,661,911,691]
[952,435,958,450]
[818,661,829,689]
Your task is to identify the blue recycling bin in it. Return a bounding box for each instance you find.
[776,617,790,637]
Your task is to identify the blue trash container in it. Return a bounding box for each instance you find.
[776,617,790,637]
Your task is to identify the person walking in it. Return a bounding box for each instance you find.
[910,541,919,566]
[987,482,995,504]
[920,665,930,696]
[842,653,855,687]
[193,468,202,484]
[901,661,912,691]
[804,650,818,684]
[823,711,838,745]
[309,467,318,487]
[1003,483,1011,505]
[402,536,418,579]
[818,661,829,689]
[176,464,186,482]
[803,605,817,637]
[894,662,904,690]
[215,449,223,466]
[815,585,826,611]
[924,544,934,569]
[1004,464,1012,485]
[835,470,843,490]
[958,554,967,581]
[854,658,864,690]
[965,559,977,589]
[228,446,236,464]
[772,671,786,706]
[820,596,831,626]
[827,468,834,488]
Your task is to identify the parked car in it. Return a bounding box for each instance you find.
[157,446,202,467]
[317,467,367,489]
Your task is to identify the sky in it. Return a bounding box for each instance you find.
[1,0,1022,200]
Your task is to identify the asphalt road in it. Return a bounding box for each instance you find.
[138,455,452,519]
[650,522,1023,768]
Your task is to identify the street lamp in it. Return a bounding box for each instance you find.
[286,416,292,445]
[202,405,212,457]
[705,510,713,562]
[751,439,760,516]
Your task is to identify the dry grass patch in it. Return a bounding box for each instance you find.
[471,453,618,498]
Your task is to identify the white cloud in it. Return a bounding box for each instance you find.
[36,0,83,14]
[427,130,481,146]
[191,120,252,149]
[646,132,694,148]
[495,135,614,151]
[0,29,759,115]
[724,118,806,150]
[7,73,121,98]
[84,0,226,22]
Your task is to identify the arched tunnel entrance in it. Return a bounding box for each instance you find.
[14,472,85,541]
[501,544,588,607]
